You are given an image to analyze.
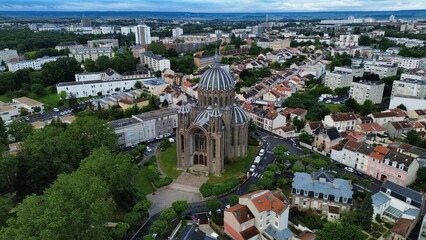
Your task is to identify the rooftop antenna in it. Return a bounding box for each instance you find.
[213,46,220,67]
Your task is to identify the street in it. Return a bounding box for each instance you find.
[133,128,383,239]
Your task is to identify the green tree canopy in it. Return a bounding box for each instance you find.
[7,121,33,142]
[317,222,366,240]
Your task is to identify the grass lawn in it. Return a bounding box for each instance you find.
[33,93,65,109]
[325,104,344,113]
[134,165,156,194]
[158,143,182,179]
[0,95,11,102]
[207,145,260,184]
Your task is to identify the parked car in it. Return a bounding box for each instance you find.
[259,149,265,156]
[344,167,354,173]
[249,165,256,172]
[146,147,152,152]
[53,108,60,112]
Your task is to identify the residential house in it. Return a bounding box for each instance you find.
[291,172,353,220]
[369,110,406,127]
[273,125,298,138]
[355,122,389,143]
[228,190,293,240]
[312,127,342,153]
[335,141,374,173]
[390,218,416,240]
[406,109,426,120]
[383,121,413,138]
[12,97,44,114]
[367,146,419,186]
[303,121,323,135]
[243,106,287,132]
[289,108,308,122]
[323,112,357,131]
[372,181,423,229]
[0,102,19,121]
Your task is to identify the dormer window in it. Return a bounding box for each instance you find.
[304,190,309,196]
[343,197,348,203]
[406,198,411,204]
[323,194,328,200]
[392,161,397,167]
[335,196,340,202]
[399,164,404,170]
[296,189,301,195]
[386,189,391,195]
[314,192,319,198]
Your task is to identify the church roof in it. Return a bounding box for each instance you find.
[231,106,249,124]
[198,66,235,91]
[178,104,190,113]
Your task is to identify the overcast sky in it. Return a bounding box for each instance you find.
[0,0,425,12]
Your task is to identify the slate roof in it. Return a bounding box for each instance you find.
[381,181,423,208]
[292,172,353,199]
[264,225,293,240]
[372,191,391,208]
[313,127,341,141]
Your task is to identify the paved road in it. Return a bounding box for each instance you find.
[133,129,383,239]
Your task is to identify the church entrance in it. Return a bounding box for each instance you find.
[189,128,208,166]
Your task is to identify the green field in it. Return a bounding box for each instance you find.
[34,93,62,108]
[158,143,182,179]
[207,145,260,184]
[325,104,344,113]
[0,95,11,102]
[134,165,156,194]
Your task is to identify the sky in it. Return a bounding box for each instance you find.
[0,0,425,12]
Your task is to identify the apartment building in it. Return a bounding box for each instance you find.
[323,112,357,131]
[336,34,359,47]
[291,172,353,220]
[172,27,183,38]
[324,71,353,90]
[349,80,385,104]
[225,190,293,240]
[109,108,178,148]
[7,56,61,72]
[87,39,119,48]
[194,55,222,68]
[364,63,398,79]
[269,40,291,51]
[334,66,364,77]
[391,78,426,99]
[0,48,18,63]
[392,56,426,69]
[69,47,115,61]
[140,51,171,72]
[135,25,152,45]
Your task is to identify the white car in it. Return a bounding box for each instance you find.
[53,108,60,112]
[146,147,152,152]
[249,165,256,172]
[344,167,354,173]
[325,100,332,104]
[259,149,265,156]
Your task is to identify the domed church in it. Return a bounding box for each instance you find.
[176,56,249,175]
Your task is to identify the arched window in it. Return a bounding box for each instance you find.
[194,155,199,165]
[214,97,218,105]
[209,97,212,106]
[220,96,223,107]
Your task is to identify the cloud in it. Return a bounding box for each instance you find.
[0,0,425,12]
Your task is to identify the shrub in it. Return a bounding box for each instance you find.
[200,178,239,197]
[248,136,259,146]
[153,177,172,188]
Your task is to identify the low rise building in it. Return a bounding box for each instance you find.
[7,56,61,72]
[383,121,413,138]
[0,48,19,63]
[243,107,287,132]
[140,51,171,72]
[69,47,115,61]
[291,172,353,220]
[194,55,221,68]
[323,112,357,131]
[12,97,44,113]
[369,110,406,126]
[269,40,291,51]
[337,140,374,173]
[336,34,359,47]
[87,38,119,48]
[312,127,342,153]
[109,108,178,148]
[324,71,353,90]
[225,190,293,240]
[0,102,19,121]
[349,80,385,104]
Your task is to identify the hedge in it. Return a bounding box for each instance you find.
[200,178,239,197]
[146,163,172,188]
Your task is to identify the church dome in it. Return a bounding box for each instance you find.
[178,104,190,114]
[231,106,248,124]
[198,66,235,91]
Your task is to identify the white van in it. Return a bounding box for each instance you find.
[254,156,261,164]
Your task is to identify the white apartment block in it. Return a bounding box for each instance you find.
[141,51,171,72]
[392,56,426,70]
[364,63,398,79]
[0,49,18,63]
[324,71,353,90]
[87,39,119,48]
[391,79,426,99]
[350,81,385,104]
[135,25,152,45]
[7,56,61,72]
[334,66,364,78]
[172,27,183,38]
[337,34,359,47]
[69,47,115,62]
[109,108,178,147]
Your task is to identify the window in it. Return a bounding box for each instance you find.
[259,223,263,229]
[304,190,308,196]
[343,198,348,203]
[314,192,319,198]
[323,194,328,200]
[267,211,271,217]
[296,189,300,195]
[406,198,411,204]
[386,189,391,195]
[275,221,278,227]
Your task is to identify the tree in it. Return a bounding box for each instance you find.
[155,70,162,78]
[0,118,7,148]
[0,196,12,226]
[30,83,44,96]
[149,220,169,238]
[59,90,67,100]
[19,107,29,116]
[171,200,188,218]
[358,35,372,46]
[83,59,96,72]
[0,172,114,240]
[134,81,142,89]
[397,104,407,111]
[7,121,33,142]
[333,86,350,96]
[417,167,426,183]
[206,198,221,214]
[405,130,423,147]
[160,208,176,224]
[161,99,169,108]
[356,195,374,230]
[248,119,256,132]
[344,98,360,112]
[0,155,18,190]
[317,222,365,240]
[359,100,374,116]
[147,42,167,56]
[299,132,312,144]
[229,195,239,207]
[292,118,305,132]
[306,103,330,121]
